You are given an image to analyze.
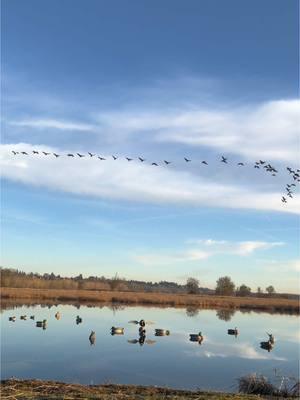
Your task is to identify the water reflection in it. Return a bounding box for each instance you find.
[185,306,199,317]
[216,309,236,321]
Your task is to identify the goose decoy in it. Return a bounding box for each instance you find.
[67,153,74,157]
[266,333,275,344]
[228,327,238,336]
[53,153,60,157]
[126,157,133,161]
[221,156,228,163]
[139,157,145,162]
[42,152,50,155]
[201,161,208,165]
[111,327,124,335]
[76,316,82,324]
[77,153,85,158]
[260,339,273,352]
[55,311,61,320]
[30,315,35,320]
[88,152,95,157]
[112,155,118,160]
[281,196,287,203]
[32,151,39,154]
[139,326,146,335]
[9,316,16,322]
[189,332,204,343]
[164,160,171,165]
[36,319,47,328]
[151,162,158,166]
[98,156,106,160]
[237,162,244,166]
[184,157,191,162]
[155,329,170,336]
[12,151,19,155]
[20,315,27,320]
[21,151,28,155]
[89,331,96,345]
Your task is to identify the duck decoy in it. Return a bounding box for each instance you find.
[55,311,61,320]
[139,157,145,162]
[30,316,35,320]
[111,327,124,335]
[88,152,95,157]
[184,157,191,162]
[98,156,106,160]
[9,316,16,322]
[77,153,85,157]
[36,319,47,328]
[155,329,170,336]
[189,332,204,343]
[42,152,50,155]
[32,151,39,154]
[76,316,82,324]
[20,315,27,320]
[112,155,118,160]
[221,156,228,163]
[53,153,60,157]
[89,331,96,345]
[228,327,238,336]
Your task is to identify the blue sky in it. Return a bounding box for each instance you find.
[1,0,299,292]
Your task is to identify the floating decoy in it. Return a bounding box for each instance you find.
[112,155,118,160]
[184,158,191,162]
[55,311,61,320]
[260,340,273,352]
[126,157,133,161]
[76,316,82,324]
[139,157,145,162]
[89,331,96,345]
[128,319,153,326]
[98,156,106,160]
[266,333,275,344]
[42,152,50,155]
[77,153,85,158]
[9,316,16,322]
[221,156,228,163]
[281,197,287,203]
[155,329,170,336]
[189,332,204,343]
[111,327,124,335]
[53,153,60,157]
[237,162,244,166]
[30,316,35,320]
[12,151,19,155]
[88,152,95,157]
[20,315,27,320]
[21,152,28,155]
[228,327,238,336]
[67,153,74,157]
[164,160,171,165]
[139,326,146,335]
[128,339,156,345]
[36,319,47,328]
[202,161,208,165]
[32,151,39,154]
[151,162,158,166]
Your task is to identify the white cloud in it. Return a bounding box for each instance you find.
[9,119,95,132]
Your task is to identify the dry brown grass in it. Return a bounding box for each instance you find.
[1,287,299,313]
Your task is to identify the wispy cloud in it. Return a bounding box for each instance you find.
[8,119,96,132]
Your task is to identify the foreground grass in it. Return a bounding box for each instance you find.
[0,379,277,400]
[1,287,299,313]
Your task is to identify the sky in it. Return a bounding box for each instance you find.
[1,0,299,293]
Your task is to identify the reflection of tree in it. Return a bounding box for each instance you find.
[108,303,126,315]
[186,305,199,317]
[216,308,236,321]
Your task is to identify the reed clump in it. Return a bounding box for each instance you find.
[238,374,300,397]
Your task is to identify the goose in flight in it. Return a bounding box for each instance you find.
[152,162,158,166]
[98,156,106,160]
[126,157,133,161]
[164,160,171,165]
[88,152,95,157]
[77,153,85,158]
[221,156,228,163]
[202,161,208,165]
[67,153,74,157]
[237,162,244,166]
[259,160,266,164]
[21,151,28,155]
[287,193,293,198]
[53,153,60,158]
[112,155,118,160]
[281,197,287,203]
[254,165,260,169]
[184,157,191,162]
[12,151,19,155]
[42,152,50,155]
[33,151,39,154]
[139,157,145,162]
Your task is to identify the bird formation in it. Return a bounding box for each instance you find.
[9,150,300,204]
[8,312,276,352]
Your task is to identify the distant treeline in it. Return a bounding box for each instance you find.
[0,268,298,300]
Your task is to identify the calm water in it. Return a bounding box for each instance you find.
[1,304,299,391]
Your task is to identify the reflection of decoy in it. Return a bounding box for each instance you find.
[139,157,145,162]
[260,340,273,352]
[55,312,61,320]
[111,327,124,335]
[20,315,27,320]
[98,156,106,160]
[77,153,85,158]
[266,333,275,344]
[53,153,60,158]
[139,326,146,335]
[155,329,170,336]
[76,316,82,324]
[128,339,156,346]
[89,331,96,345]
[184,158,191,162]
[128,319,153,326]
[9,316,16,322]
[221,156,228,163]
[189,332,204,344]
[30,315,35,320]
[228,327,238,336]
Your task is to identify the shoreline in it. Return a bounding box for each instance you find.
[1,287,299,313]
[0,378,282,399]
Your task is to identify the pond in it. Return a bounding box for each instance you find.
[1,303,299,392]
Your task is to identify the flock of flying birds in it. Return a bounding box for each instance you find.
[10,150,300,204]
